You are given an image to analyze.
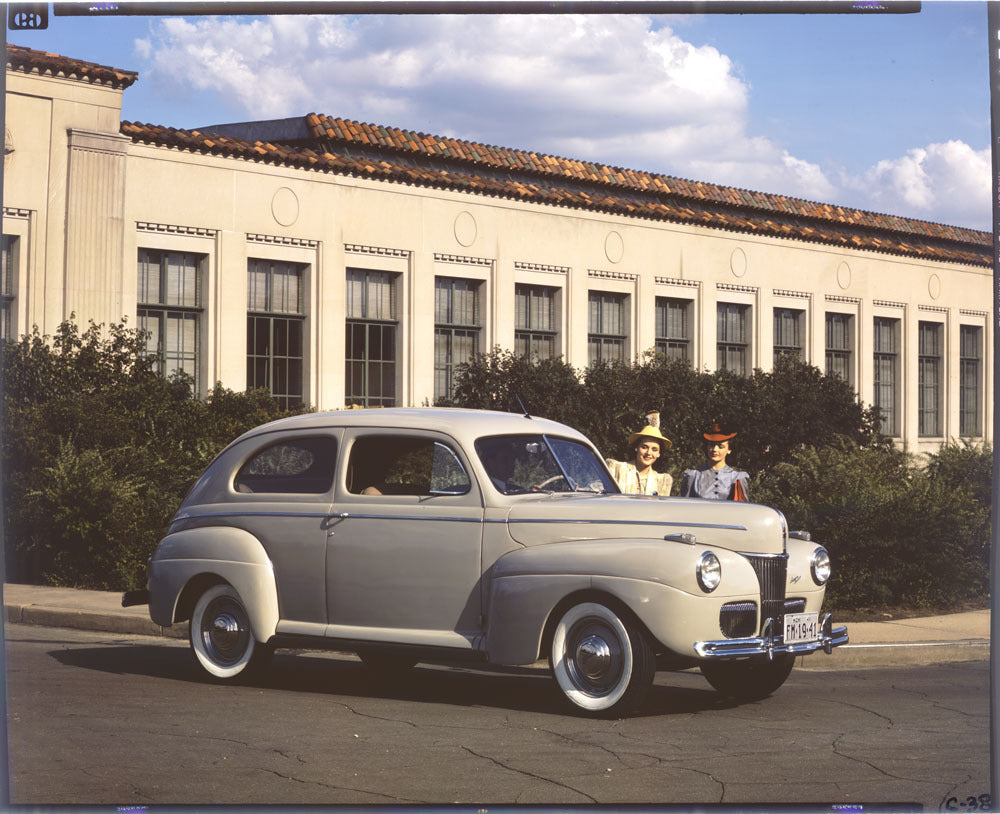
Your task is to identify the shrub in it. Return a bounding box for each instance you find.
[754,440,990,610]
[3,319,299,589]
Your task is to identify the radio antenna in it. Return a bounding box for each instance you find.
[515,393,532,419]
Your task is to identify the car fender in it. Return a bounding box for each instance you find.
[485,538,761,665]
[148,526,279,641]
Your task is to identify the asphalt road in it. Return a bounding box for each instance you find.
[4,624,990,810]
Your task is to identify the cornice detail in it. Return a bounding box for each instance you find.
[3,207,31,219]
[773,289,811,300]
[249,233,318,248]
[434,253,492,267]
[960,309,988,317]
[717,282,759,294]
[918,304,948,313]
[589,268,637,281]
[655,276,700,288]
[873,299,906,309]
[514,261,569,275]
[825,294,861,303]
[138,222,217,237]
[346,243,410,258]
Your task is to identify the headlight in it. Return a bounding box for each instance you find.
[811,546,831,585]
[696,551,722,593]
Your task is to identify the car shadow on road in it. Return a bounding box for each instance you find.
[48,642,737,718]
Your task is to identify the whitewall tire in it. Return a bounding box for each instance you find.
[550,601,655,717]
[190,584,270,680]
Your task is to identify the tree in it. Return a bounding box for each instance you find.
[3,319,299,589]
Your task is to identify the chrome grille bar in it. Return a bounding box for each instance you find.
[742,553,788,634]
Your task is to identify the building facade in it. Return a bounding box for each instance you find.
[3,44,993,454]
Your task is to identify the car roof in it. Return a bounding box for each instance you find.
[233,407,593,449]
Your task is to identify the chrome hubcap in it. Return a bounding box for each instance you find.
[201,598,251,666]
[566,619,624,696]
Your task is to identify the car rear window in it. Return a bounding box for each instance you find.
[234,436,338,494]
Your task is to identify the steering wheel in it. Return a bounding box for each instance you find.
[534,475,573,491]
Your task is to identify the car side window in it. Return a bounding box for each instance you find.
[234,436,338,494]
[347,436,471,496]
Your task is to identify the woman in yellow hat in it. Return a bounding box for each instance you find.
[605,411,673,496]
[679,423,749,501]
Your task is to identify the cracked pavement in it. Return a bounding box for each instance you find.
[4,623,988,808]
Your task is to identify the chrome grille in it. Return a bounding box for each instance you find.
[720,601,757,638]
[742,553,788,634]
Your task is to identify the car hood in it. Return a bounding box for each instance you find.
[504,493,786,555]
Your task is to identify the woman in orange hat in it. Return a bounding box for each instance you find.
[605,411,674,496]
[679,423,749,501]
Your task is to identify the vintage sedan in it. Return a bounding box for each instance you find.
[129,408,848,716]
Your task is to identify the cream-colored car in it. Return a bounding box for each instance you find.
[133,408,848,717]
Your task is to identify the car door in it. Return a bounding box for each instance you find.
[325,429,485,649]
[225,429,341,629]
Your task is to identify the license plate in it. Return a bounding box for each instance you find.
[784,612,819,644]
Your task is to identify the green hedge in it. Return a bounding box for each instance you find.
[3,319,300,589]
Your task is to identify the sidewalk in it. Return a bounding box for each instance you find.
[1,582,990,670]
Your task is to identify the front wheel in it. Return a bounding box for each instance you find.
[550,601,655,717]
[190,584,272,681]
[700,654,795,700]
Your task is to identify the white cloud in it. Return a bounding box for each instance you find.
[134,14,987,230]
[845,141,991,229]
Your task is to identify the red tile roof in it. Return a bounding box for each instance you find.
[123,118,990,268]
[6,43,137,89]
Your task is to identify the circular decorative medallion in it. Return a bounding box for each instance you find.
[730,247,747,278]
[605,231,624,264]
[837,261,852,290]
[4,127,13,169]
[271,187,299,227]
[454,211,477,247]
[928,273,942,300]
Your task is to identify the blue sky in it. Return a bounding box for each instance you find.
[10,1,992,230]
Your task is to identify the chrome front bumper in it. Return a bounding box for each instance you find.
[694,613,849,660]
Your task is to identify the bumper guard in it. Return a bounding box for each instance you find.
[694,612,849,660]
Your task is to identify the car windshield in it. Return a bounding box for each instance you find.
[475,434,619,495]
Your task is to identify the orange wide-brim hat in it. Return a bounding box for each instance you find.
[628,425,672,449]
[703,422,737,442]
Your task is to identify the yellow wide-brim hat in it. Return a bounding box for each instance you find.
[628,425,672,449]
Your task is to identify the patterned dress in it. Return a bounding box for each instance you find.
[679,465,749,501]
[605,459,673,496]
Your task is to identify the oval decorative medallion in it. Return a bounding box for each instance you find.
[928,273,942,300]
[454,211,477,247]
[605,231,624,264]
[4,127,13,170]
[837,261,852,290]
[730,247,747,278]
[271,187,299,227]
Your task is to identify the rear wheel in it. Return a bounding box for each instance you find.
[190,584,272,681]
[550,601,655,717]
[700,654,795,700]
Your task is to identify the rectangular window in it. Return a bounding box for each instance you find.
[434,277,482,402]
[825,312,853,381]
[515,284,557,361]
[247,258,305,411]
[873,317,900,436]
[918,322,943,437]
[1,235,16,343]
[717,302,751,375]
[137,248,204,389]
[655,297,691,363]
[773,308,804,363]
[588,291,627,366]
[345,268,397,407]
[960,325,982,437]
